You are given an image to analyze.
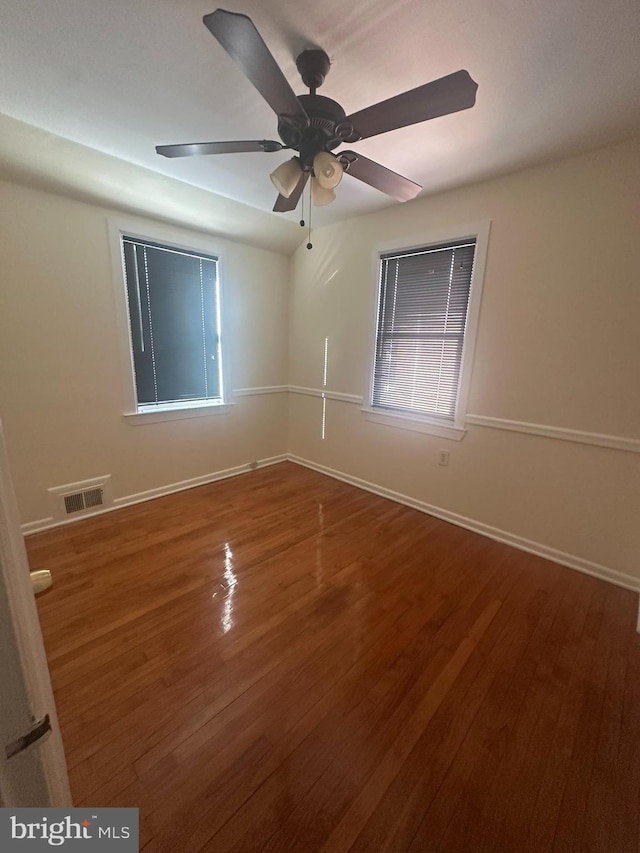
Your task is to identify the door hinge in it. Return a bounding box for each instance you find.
[5,714,52,759]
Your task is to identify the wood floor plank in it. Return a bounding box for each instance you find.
[344,553,525,853]
[200,556,512,853]
[134,561,454,851]
[397,556,565,852]
[319,599,502,853]
[437,565,576,852]
[580,586,635,852]
[521,582,610,852]
[611,636,640,852]
[550,583,631,853]
[27,462,640,853]
[490,574,597,852]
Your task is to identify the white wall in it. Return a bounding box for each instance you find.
[287,137,640,586]
[0,180,290,524]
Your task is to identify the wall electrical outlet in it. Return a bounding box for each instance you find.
[438,450,450,466]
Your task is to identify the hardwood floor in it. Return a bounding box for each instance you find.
[28,462,640,852]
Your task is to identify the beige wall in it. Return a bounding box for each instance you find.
[1,137,638,587]
[0,180,289,523]
[287,137,640,583]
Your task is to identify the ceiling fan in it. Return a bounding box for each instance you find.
[156,9,478,213]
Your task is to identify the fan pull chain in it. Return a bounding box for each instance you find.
[306,179,313,250]
[299,186,305,228]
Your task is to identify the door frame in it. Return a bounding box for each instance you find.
[0,415,71,806]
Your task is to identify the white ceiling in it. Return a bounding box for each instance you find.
[1,0,639,248]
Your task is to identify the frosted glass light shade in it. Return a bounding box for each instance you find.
[270,158,302,197]
[313,151,343,190]
[311,178,336,206]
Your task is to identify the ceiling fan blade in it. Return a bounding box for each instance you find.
[203,9,307,122]
[346,70,478,141]
[338,152,421,202]
[156,140,283,158]
[273,171,309,212]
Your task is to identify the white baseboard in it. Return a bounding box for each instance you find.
[21,517,57,535]
[288,454,640,594]
[111,455,287,508]
[20,452,640,599]
[21,455,287,536]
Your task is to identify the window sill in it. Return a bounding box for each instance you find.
[361,407,466,440]
[124,401,234,425]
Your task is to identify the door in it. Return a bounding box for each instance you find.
[0,415,71,807]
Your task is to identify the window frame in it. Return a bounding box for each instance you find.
[363,220,490,440]
[108,218,232,424]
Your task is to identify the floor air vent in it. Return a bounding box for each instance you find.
[48,475,112,520]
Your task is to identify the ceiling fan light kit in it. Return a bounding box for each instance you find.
[269,157,303,198]
[156,8,478,223]
[311,178,336,207]
[313,151,343,190]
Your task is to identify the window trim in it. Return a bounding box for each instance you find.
[122,400,234,426]
[108,218,231,423]
[364,220,490,437]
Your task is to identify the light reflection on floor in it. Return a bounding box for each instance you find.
[222,541,236,634]
[315,502,325,587]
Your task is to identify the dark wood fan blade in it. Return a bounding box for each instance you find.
[203,9,307,122]
[156,140,283,158]
[346,70,477,141]
[273,171,309,212]
[338,152,421,201]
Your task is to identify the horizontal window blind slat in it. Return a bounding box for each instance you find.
[122,236,222,408]
[373,240,475,421]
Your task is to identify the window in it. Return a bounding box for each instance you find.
[121,236,224,413]
[370,236,480,433]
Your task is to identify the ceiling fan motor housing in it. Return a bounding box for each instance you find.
[278,94,356,168]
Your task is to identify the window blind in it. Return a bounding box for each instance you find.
[122,237,222,408]
[372,240,476,421]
